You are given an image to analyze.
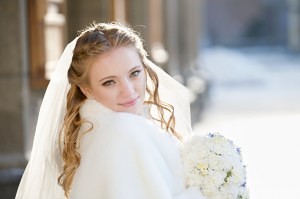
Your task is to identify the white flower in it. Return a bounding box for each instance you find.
[180,133,249,199]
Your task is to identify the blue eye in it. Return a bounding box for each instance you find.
[102,80,115,86]
[130,70,141,78]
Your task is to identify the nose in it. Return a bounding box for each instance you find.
[120,79,135,97]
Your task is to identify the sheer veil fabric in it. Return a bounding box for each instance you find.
[16,37,193,199]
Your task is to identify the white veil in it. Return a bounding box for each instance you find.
[145,59,193,138]
[16,37,193,199]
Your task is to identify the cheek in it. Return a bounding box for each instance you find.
[101,91,115,101]
[138,75,147,95]
[93,88,117,107]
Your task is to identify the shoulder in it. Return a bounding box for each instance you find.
[109,113,160,146]
[106,112,155,134]
[79,111,160,153]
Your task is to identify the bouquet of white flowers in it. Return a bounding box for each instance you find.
[180,133,249,199]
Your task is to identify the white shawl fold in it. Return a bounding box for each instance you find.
[70,99,205,199]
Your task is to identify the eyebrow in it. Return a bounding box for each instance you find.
[129,65,143,73]
[98,65,143,83]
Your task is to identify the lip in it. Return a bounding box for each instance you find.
[119,97,139,107]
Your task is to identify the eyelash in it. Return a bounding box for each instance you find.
[102,80,115,87]
[102,70,142,87]
[130,70,141,78]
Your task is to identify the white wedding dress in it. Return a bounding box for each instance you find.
[69,99,205,199]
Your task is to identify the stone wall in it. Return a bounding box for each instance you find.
[0,0,26,169]
[0,0,27,198]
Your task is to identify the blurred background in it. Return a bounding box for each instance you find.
[0,0,299,198]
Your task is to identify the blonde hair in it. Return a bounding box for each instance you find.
[58,22,181,197]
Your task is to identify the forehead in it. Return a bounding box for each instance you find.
[90,46,142,73]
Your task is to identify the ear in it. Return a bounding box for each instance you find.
[80,86,93,99]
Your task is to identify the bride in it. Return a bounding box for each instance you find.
[15,22,206,199]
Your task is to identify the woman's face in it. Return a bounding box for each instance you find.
[83,46,146,115]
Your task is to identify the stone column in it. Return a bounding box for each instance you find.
[288,0,300,51]
[0,0,27,170]
[165,0,181,77]
[165,0,202,81]
[126,0,149,49]
[165,0,206,124]
[0,0,28,197]
[66,0,113,41]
